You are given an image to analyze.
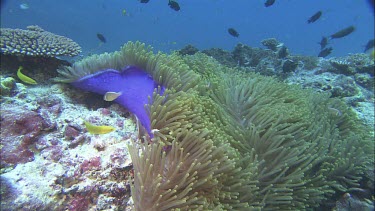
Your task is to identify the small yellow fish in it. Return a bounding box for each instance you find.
[84,121,115,134]
[103,91,122,101]
[17,66,37,85]
[122,9,127,16]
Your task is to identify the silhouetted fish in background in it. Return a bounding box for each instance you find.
[318,36,328,50]
[139,0,150,3]
[318,47,333,58]
[364,39,374,52]
[168,0,180,11]
[228,28,239,37]
[264,0,275,7]
[330,26,355,39]
[307,11,322,23]
[97,33,106,43]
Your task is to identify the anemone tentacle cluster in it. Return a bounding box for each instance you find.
[57,41,374,210]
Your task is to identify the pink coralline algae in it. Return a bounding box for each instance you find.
[67,194,91,211]
[78,156,102,175]
[40,145,64,162]
[110,148,129,166]
[64,124,81,140]
[0,106,49,168]
[98,107,112,116]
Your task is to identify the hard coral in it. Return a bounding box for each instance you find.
[0,76,16,97]
[0,25,81,57]
[201,47,237,67]
[178,44,199,56]
[261,37,282,51]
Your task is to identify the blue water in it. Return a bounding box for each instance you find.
[1,0,374,57]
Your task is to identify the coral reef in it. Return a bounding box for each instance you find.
[0,25,77,86]
[261,38,282,51]
[55,42,374,210]
[282,59,298,73]
[1,105,51,168]
[0,25,81,57]
[201,43,318,78]
[233,43,276,68]
[286,53,374,128]
[0,41,373,210]
[0,82,136,210]
[319,54,374,90]
[178,44,199,56]
[0,76,16,97]
[201,47,237,67]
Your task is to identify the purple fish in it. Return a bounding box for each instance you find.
[71,65,164,137]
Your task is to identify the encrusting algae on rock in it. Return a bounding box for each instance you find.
[0,80,137,210]
[54,41,374,210]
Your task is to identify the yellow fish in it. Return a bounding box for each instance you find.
[103,91,122,101]
[17,66,37,85]
[84,121,115,134]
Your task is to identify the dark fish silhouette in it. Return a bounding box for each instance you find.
[96,33,106,43]
[318,47,333,58]
[278,46,288,59]
[139,0,150,3]
[168,0,180,11]
[228,28,239,37]
[330,26,355,39]
[264,0,275,7]
[318,36,328,50]
[307,11,322,23]
[364,39,374,52]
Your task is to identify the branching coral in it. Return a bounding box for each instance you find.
[57,41,374,210]
[0,25,81,57]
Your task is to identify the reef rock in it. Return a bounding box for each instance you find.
[0,105,49,168]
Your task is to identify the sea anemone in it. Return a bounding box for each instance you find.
[56,41,374,210]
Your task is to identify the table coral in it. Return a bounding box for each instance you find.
[0,25,81,57]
